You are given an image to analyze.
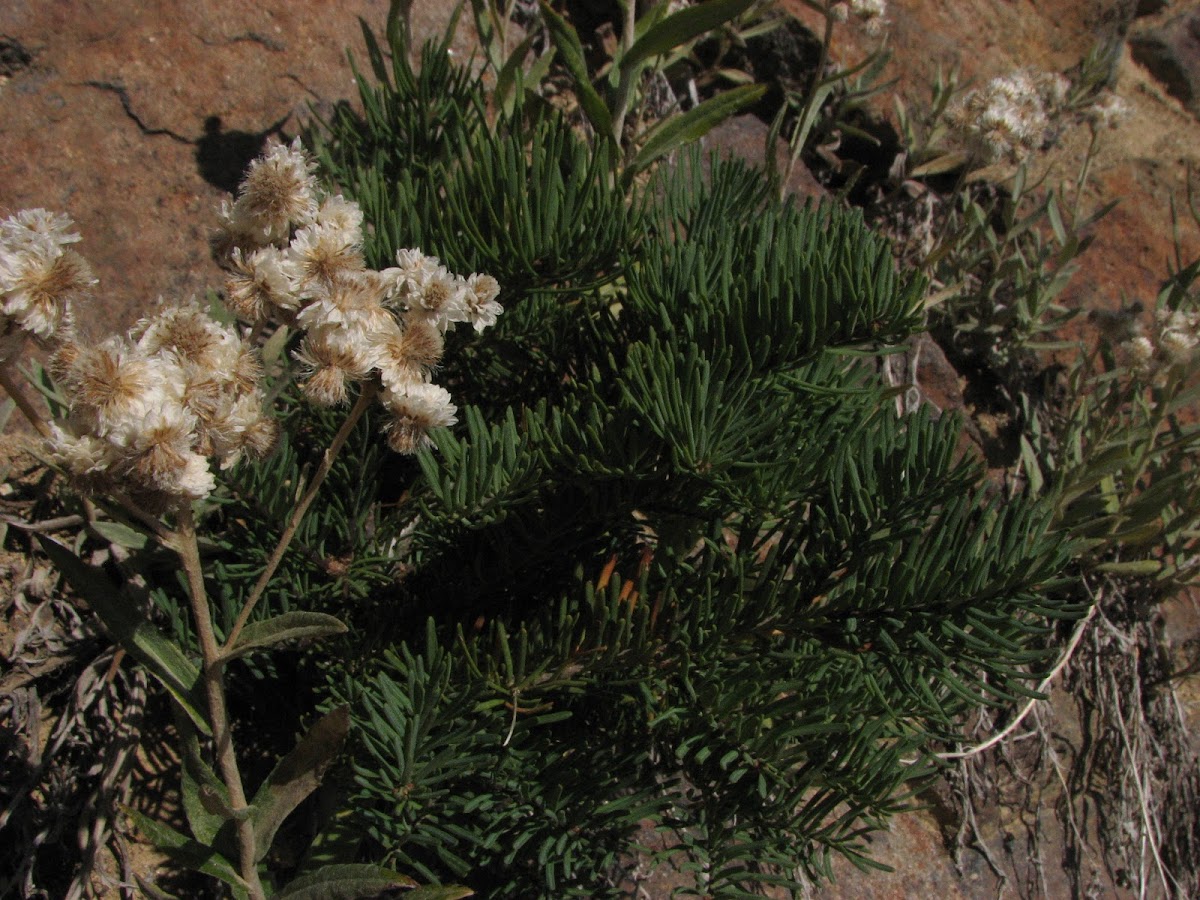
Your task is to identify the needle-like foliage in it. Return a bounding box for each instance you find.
[301,12,1079,897]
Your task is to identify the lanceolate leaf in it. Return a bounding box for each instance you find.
[178,720,232,845]
[221,611,349,663]
[36,534,211,736]
[274,864,473,900]
[538,0,615,143]
[628,84,766,181]
[123,807,248,895]
[250,705,352,862]
[622,0,756,72]
[90,519,150,550]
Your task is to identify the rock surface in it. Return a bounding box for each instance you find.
[1130,8,1200,112]
[0,0,476,339]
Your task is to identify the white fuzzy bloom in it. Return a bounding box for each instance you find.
[1155,308,1199,366]
[225,245,302,320]
[295,272,391,333]
[48,293,271,505]
[464,273,503,332]
[288,221,366,300]
[849,0,888,29]
[0,246,95,337]
[174,452,218,500]
[134,300,237,368]
[1159,329,1197,366]
[408,265,470,332]
[101,366,192,450]
[65,338,185,439]
[1041,72,1071,104]
[294,322,379,407]
[315,194,364,244]
[949,70,1056,164]
[46,424,119,478]
[1089,93,1130,130]
[1125,334,1156,370]
[381,382,458,453]
[0,209,81,253]
[111,400,217,501]
[205,390,272,468]
[385,248,443,307]
[235,137,319,245]
[207,140,503,457]
[373,314,444,392]
[0,209,96,338]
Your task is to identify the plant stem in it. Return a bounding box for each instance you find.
[175,506,266,900]
[222,381,379,651]
[1071,125,1100,223]
[0,362,51,437]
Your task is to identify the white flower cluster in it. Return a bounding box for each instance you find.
[1,206,276,509]
[214,138,502,454]
[0,209,97,361]
[947,70,1070,164]
[46,302,278,509]
[1118,307,1200,376]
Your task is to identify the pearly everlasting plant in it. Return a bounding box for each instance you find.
[214,137,501,453]
[0,136,494,900]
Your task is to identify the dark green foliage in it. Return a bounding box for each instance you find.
[623,161,924,373]
[299,13,1079,898]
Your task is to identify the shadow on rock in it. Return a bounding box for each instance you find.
[195,113,291,194]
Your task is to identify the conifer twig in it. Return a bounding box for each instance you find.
[937,598,1098,762]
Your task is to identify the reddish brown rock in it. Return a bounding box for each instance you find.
[0,0,476,340]
[702,112,828,200]
[1130,8,1200,112]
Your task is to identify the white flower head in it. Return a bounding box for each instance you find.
[380,382,457,453]
[0,209,82,254]
[134,299,239,371]
[294,271,391,333]
[315,194,364,246]
[410,266,469,332]
[385,248,443,308]
[235,137,319,245]
[288,221,366,300]
[1157,309,1199,366]
[109,400,215,502]
[66,337,186,439]
[463,273,503,333]
[1089,93,1130,130]
[1124,334,1156,373]
[46,423,118,478]
[294,323,379,407]
[204,390,275,468]
[0,236,96,338]
[225,245,301,320]
[373,314,444,392]
[849,0,887,32]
